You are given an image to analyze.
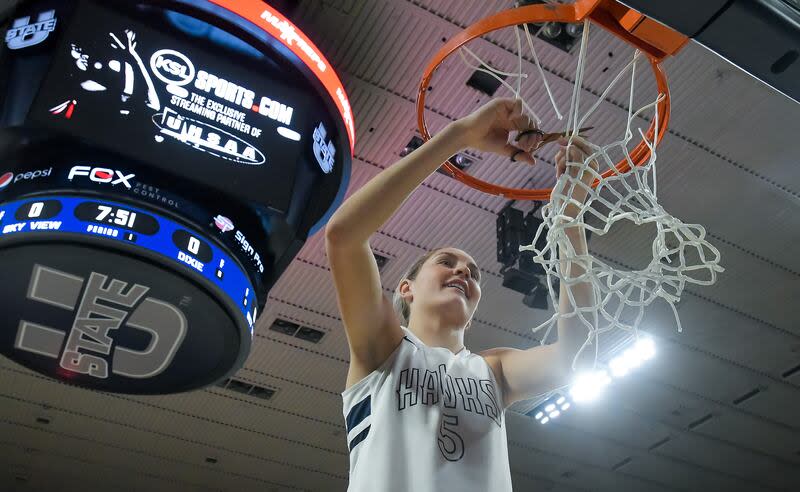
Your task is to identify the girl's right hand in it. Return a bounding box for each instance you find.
[553,136,599,204]
[450,98,543,165]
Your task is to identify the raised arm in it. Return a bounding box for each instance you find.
[326,99,539,388]
[482,137,597,406]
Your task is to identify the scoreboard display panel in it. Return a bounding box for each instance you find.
[0,194,256,393]
[0,0,353,394]
[26,0,335,213]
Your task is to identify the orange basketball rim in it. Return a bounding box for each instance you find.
[417,0,690,200]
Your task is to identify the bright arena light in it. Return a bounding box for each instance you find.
[625,347,644,368]
[529,391,573,425]
[634,337,656,360]
[569,370,611,403]
[609,337,656,378]
[609,356,630,378]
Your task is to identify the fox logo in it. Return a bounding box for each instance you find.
[68,166,136,189]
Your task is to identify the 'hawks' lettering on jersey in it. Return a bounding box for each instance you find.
[342,328,513,492]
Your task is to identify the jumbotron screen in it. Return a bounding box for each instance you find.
[27,0,334,213]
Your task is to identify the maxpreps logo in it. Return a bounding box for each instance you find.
[150,49,195,86]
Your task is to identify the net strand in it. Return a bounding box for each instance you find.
[459,47,541,123]
[458,11,563,122]
[521,22,563,120]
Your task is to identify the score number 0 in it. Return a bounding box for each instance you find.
[28,202,45,218]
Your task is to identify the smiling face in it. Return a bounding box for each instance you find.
[398,248,482,328]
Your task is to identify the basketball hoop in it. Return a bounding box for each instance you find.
[417,1,722,369]
[416,0,688,200]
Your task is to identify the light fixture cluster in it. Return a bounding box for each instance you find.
[496,204,554,310]
[531,338,657,425]
[515,0,585,53]
[400,136,473,174]
[570,337,657,404]
[609,337,656,378]
[569,369,612,403]
[529,392,572,425]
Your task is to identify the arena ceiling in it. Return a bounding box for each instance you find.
[2,1,799,491]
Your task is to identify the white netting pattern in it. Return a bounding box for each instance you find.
[461,13,723,369]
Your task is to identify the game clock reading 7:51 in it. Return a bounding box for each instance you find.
[74,201,160,235]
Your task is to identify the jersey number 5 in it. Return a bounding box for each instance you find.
[437,414,464,461]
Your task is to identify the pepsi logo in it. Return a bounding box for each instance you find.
[0,172,12,190]
[214,215,235,233]
[0,168,53,190]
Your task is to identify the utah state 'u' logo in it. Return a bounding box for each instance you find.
[5,10,57,50]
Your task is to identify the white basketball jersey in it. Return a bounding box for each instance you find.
[341,327,513,492]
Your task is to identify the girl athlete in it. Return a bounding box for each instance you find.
[326,98,596,491]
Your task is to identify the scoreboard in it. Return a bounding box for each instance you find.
[27,0,327,212]
[0,0,353,393]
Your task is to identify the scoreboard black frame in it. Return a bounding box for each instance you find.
[0,0,353,393]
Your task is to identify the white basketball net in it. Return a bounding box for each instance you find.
[461,15,724,368]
